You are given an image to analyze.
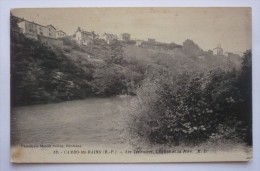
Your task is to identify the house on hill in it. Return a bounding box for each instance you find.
[148,38,156,44]
[135,39,144,46]
[16,17,63,46]
[102,33,118,44]
[18,20,44,39]
[120,33,131,41]
[56,30,66,39]
[45,25,56,39]
[75,27,98,45]
[213,44,224,55]
[17,19,60,39]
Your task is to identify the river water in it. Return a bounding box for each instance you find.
[11,96,132,148]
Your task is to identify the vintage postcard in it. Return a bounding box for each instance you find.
[10,7,252,163]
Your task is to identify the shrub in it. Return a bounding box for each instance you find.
[126,53,252,146]
[91,64,127,96]
[63,46,72,53]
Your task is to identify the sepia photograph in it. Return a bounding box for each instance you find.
[10,7,252,163]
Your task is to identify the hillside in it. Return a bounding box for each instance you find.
[11,33,144,106]
[123,43,242,75]
[11,30,242,106]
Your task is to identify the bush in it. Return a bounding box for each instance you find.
[63,46,72,53]
[91,64,126,96]
[126,52,252,146]
[61,36,86,52]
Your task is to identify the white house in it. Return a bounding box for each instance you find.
[102,33,118,44]
[213,44,224,55]
[75,27,98,45]
[56,30,66,39]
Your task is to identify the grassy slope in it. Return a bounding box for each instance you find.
[58,41,242,78]
[123,44,242,74]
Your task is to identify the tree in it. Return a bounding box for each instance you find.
[10,12,20,32]
[105,40,125,65]
[237,50,252,145]
[183,39,203,57]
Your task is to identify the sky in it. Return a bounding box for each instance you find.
[12,8,252,53]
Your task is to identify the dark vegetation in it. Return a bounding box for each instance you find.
[11,16,252,146]
[11,33,145,105]
[126,50,252,146]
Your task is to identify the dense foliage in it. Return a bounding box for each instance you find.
[126,50,252,146]
[11,34,89,105]
[11,33,144,106]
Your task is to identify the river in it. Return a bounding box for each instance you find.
[11,96,133,148]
